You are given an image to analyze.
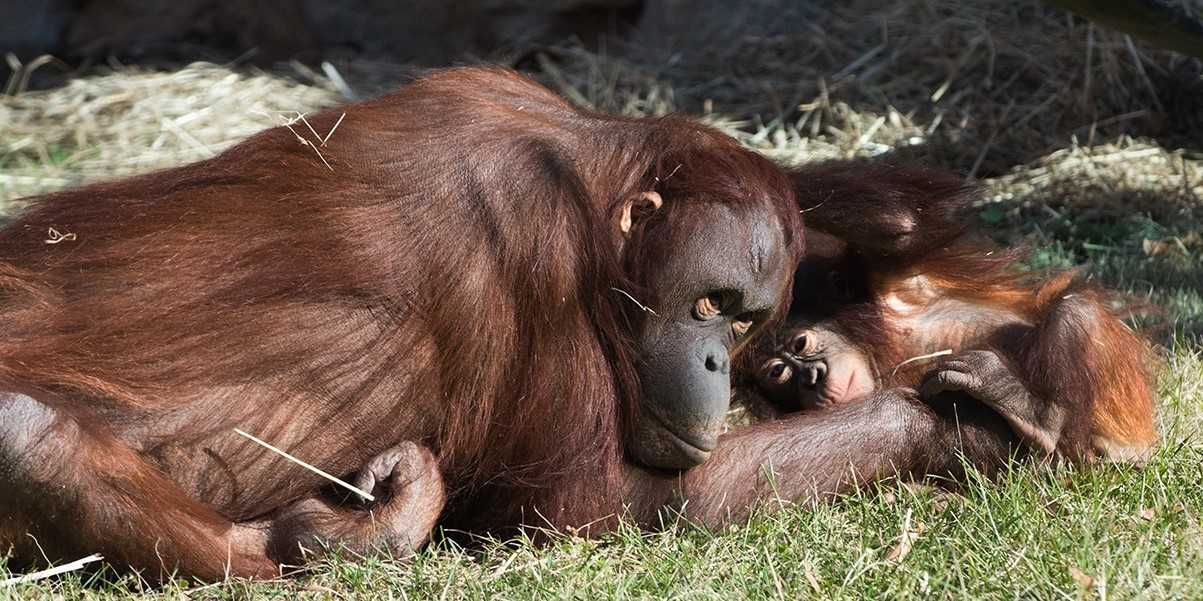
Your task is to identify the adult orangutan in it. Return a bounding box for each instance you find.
[744,161,1157,464]
[0,68,1010,581]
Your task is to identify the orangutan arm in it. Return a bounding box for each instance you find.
[639,387,1016,527]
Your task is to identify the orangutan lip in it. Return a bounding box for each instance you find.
[664,431,713,468]
[653,414,717,454]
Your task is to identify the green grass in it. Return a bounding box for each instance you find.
[2,198,1200,601]
[4,437,1202,599]
[3,91,1203,601]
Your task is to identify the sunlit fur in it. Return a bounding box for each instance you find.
[778,161,1157,462]
[0,67,803,577]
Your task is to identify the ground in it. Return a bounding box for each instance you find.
[1,0,1201,597]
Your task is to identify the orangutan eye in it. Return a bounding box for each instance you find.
[693,293,724,320]
[790,331,817,356]
[762,359,792,385]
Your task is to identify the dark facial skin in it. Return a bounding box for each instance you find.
[629,202,792,469]
[754,321,877,412]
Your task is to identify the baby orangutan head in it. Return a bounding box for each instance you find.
[752,320,879,412]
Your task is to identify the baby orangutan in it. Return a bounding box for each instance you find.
[743,161,1158,464]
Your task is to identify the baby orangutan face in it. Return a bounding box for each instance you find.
[754,322,878,411]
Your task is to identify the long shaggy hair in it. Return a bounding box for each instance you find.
[0,67,803,531]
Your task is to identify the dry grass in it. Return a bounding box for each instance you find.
[0,63,340,200]
[4,0,1198,203]
[1007,138,1202,219]
[0,1,1201,597]
[549,0,1203,174]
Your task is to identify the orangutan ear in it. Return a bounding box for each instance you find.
[618,191,663,235]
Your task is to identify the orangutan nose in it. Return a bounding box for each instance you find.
[704,347,729,374]
[801,361,827,388]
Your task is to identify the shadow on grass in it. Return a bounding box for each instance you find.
[980,183,1203,345]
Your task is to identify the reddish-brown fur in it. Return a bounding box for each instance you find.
[0,69,1042,582]
[762,161,1157,462]
[0,67,809,578]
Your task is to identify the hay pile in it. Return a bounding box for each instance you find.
[986,138,1202,221]
[1,0,1200,222]
[0,63,341,201]
[544,0,1203,175]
